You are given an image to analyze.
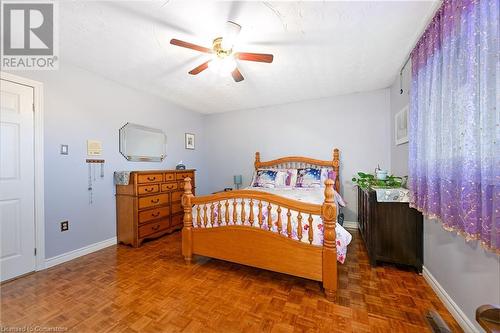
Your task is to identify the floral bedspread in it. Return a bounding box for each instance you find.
[192,187,352,263]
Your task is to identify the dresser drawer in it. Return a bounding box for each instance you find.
[137,173,162,184]
[137,184,159,195]
[171,191,183,202]
[161,182,178,192]
[176,172,194,180]
[164,173,175,181]
[171,214,183,227]
[171,202,183,214]
[138,219,169,238]
[138,194,169,209]
[138,207,170,224]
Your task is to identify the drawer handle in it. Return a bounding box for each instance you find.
[167,185,174,189]
[147,176,156,181]
[151,212,160,217]
[145,187,155,192]
[152,225,160,231]
[151,198,160,204]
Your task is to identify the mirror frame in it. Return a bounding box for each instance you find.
[119,122,167,162]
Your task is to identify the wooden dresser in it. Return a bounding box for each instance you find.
[357,187,423,272]
[116,169,195,247]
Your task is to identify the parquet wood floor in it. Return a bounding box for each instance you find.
[0,229,462,333]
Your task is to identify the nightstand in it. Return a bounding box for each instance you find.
[357,187,423,272]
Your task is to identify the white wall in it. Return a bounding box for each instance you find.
[389,63,410,176]
[203,89,391,222]
[9,63,207,258]
[388,68,500,332]
[424,220,500,332]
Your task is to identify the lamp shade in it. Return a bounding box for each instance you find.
[233,175,242,186]
[221,21,242,49]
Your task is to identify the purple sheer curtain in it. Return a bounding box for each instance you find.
[409,0,499,253]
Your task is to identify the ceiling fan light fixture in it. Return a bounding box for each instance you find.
[221,21,241,50]
[208,55,237,76]
[170,21,272,82]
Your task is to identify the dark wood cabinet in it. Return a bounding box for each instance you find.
[357,187,423,272]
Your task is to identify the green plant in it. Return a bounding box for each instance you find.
[352,172,404,189]
[351,172,374,189]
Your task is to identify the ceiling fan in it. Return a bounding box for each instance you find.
[170,21,273,82]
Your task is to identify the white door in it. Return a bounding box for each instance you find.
[0,79,36,282]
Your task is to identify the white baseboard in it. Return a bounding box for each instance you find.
[44,237,117,269]
[422,266,478,333]
[343,220,359,230]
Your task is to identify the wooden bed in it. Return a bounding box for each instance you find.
[181,149,340,301]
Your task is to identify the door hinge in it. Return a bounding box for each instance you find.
[32,103,35,112]
[34,248,37,256]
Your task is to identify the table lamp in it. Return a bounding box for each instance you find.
[233,175,242,190]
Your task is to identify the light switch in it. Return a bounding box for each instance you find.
[60,144,68,155]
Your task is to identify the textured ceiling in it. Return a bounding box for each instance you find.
[60,1,438,114]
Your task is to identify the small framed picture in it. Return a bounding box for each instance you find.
[185,133,195,150]
[395,105,409,145]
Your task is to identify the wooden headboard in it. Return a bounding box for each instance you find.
[254,149,340,193]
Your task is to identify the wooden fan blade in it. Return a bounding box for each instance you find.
[235,52,273,63]
[189,61,210,75]
[231,68,244,82]
[170,39,212,53]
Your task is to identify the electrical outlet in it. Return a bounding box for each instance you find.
[60,220,69,232]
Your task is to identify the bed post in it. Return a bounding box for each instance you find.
[182,177,194,265]
[322,179,337,301]
[254,152,261,170]
[332,148,340,193]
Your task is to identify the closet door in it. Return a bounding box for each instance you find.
[0,79,36,282]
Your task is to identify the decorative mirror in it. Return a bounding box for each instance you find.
[119,123,166,162]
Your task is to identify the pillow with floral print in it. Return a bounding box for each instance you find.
[275,169,298,188]
[295,168,321,188]
[320,168,337,186]
[251,170,278,188]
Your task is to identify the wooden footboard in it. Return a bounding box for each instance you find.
[181,178,338,301]
[192,226,323,281]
